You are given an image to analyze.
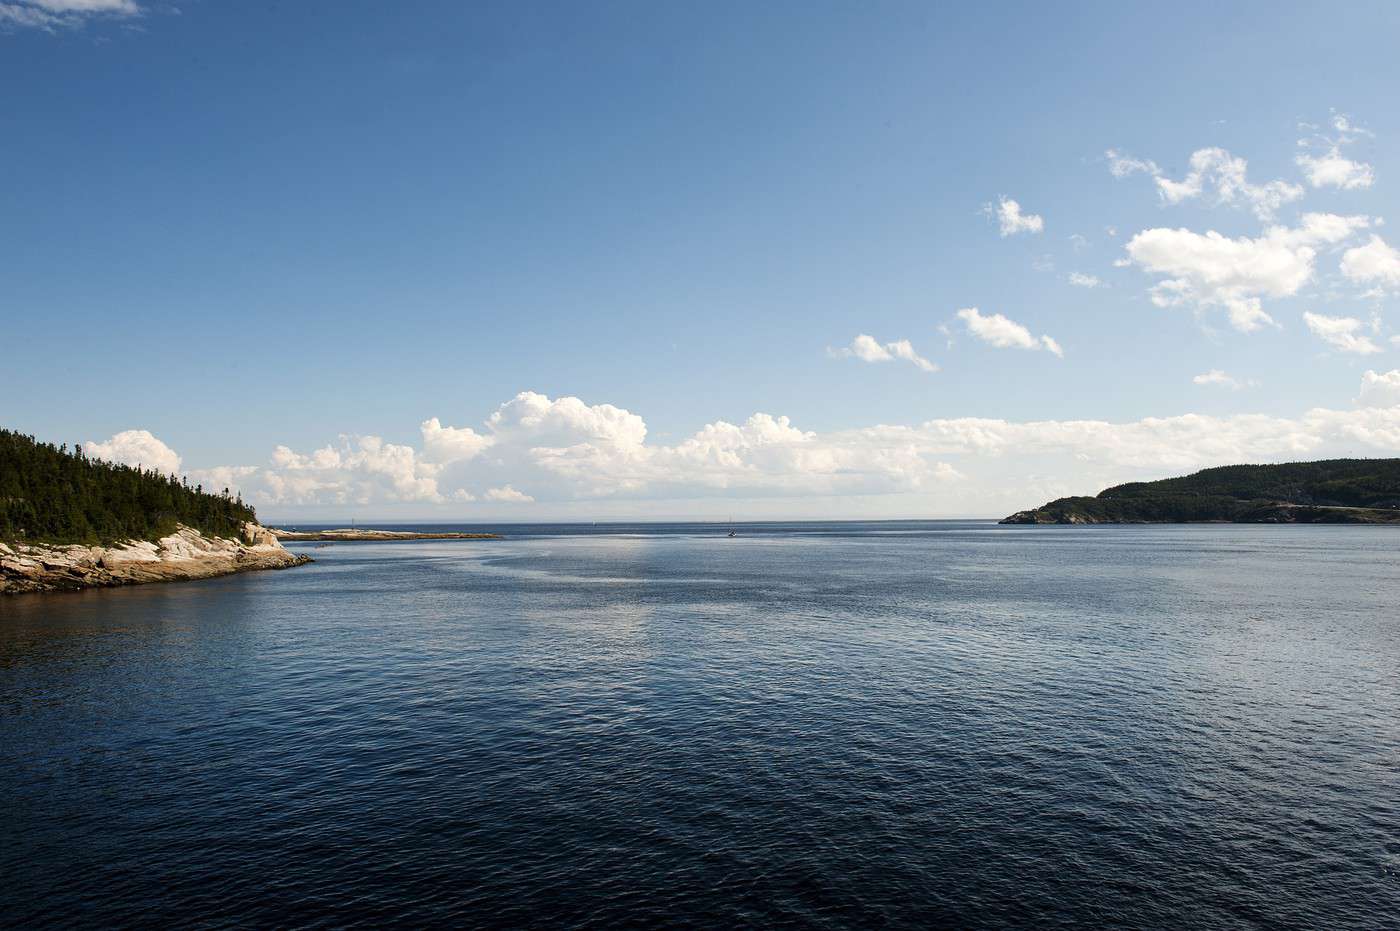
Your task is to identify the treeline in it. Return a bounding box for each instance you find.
[1099,459,1400,509]
[0,429,257,544]
[1004,458,1400,523]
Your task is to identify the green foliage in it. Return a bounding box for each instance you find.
[0,429,257,545]
[1099,460,1400,508]
[1010,458,1400,523]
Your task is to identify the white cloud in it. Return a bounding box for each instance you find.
[151,388,1400,519]
[0,0,137,29]
[832,334,938,372]
[1297,151,1374,191]
[1296,111,1375,190]
[1303,311,1382,355]
[1105,149,1159,178]
[1124,212,1371,332]
[258,435,444,505]
[1358,370,1400,408]
[1192,369,1252,390]
[1340,235,1400,290]
[486,390,649,449]
[1158,148,1303,220]
[483,485,534,503]
[987,196,1044,236]
[1108,146,1302,221]
[885,339,938,372]
[419,417,493,464]
[1067,272,1103,288]
[85,430,181,476]
[957,307,1063,357]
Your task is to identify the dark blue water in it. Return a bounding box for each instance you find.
[3,521,1398,927]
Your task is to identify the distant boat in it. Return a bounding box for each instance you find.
[727,515,736,538]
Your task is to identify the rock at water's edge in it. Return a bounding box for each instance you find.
[1,522,312,594]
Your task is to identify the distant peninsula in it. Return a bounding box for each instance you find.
[1,429,309,594]
[270,528,501,541]
[1003,459,1400,525]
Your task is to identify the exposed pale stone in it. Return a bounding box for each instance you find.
[1,522,311,594]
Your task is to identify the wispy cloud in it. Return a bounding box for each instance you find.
[956,308,1063,357]
[1296,111,1375,191]
[1303,311,1382,355]
[1107,145,1303,221]
[832,334,938,373]
[0,0,138,30]
[1192,369,1254,390]
[985,196,1044,237]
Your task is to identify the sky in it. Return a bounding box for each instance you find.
[5,0,1400,520]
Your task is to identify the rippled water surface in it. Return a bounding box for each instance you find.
[3,521,1399,927]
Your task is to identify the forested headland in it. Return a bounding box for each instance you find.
[0,429,256,544]
[1003,459,1400,524]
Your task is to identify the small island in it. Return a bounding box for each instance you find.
[271,528,501,541]
[1,429,310,594]
[1003,458,1400,524]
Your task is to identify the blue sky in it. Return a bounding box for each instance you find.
[5,1,1400,519]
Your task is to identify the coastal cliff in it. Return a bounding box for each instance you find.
[1002,458,1400,525]
[1,521,311,594]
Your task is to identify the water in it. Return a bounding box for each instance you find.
[3,521,1398,927]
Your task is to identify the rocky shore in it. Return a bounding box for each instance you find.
[270,528,501,541]
[1,522,312,594]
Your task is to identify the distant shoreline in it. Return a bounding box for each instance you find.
[271,528,502,542]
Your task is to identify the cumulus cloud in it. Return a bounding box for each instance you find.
[116,383,1400,518]
[1192,369,1252,390]
[1340,235,1400,290]
[957,307,1063,357]
[187,465,260,496]
[986,196,1044,236]
[0,0,137,29]
[1297,150,1374,191]
[1124,212,1370,332]
[1357,370,1400,408]
[258,435,444,505]
[1067,272,1103,288]
[832,334,938,372]
[419,417,493,464]
[1303,311,1382,355]
[85,429,182,476]
[486,390,648,449]
[176,392,969,509]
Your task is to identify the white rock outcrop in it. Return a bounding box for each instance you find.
[1,522,311,594]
